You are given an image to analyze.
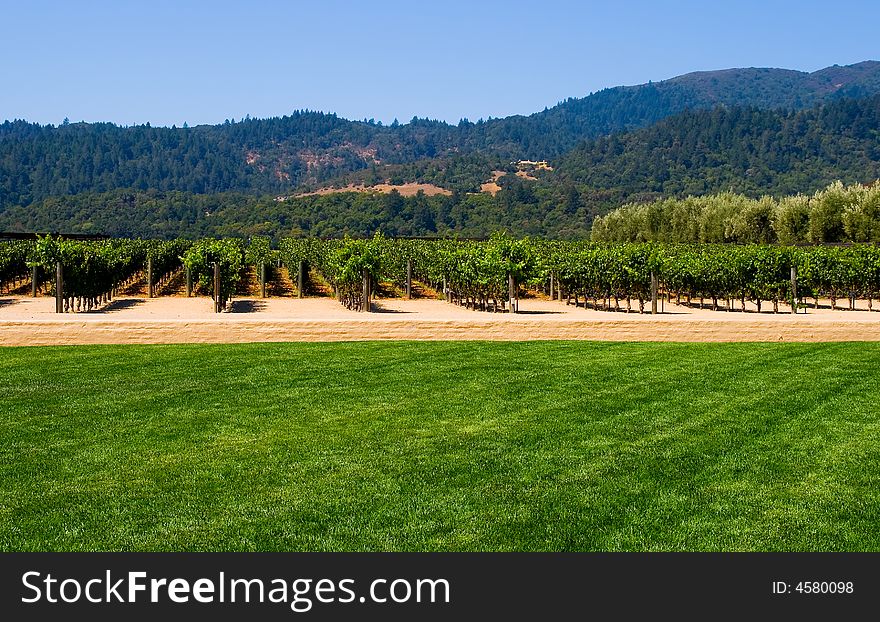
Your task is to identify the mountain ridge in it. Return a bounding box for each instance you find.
[3,94,879,240]
[1,60,879,217]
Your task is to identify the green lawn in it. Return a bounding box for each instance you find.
[1,341,879,551]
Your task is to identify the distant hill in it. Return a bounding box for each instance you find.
[1,61,878,212]
[553,93,880,196]
[3,94,879,240]
[472,61,880,157]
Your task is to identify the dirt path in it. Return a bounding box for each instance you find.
[2,295,880,346]
[155,268,187,297]
[269,265,295,297]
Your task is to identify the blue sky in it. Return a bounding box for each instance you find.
[2,0,878,127]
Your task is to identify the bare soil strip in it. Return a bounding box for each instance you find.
[2,296,879,346]
[295,182,452,198]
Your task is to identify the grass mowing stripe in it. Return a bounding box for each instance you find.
[0,341,878,551]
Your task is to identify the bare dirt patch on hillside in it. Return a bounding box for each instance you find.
[481,170,507,195]
[295,182,452,198]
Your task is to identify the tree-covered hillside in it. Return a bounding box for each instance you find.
[2,61,878,212]
[554,94,880,197]
[0,188,595,240]
[466,61,880,157]
[2,92,880,240]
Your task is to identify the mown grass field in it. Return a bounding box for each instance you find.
[1,341,879,551]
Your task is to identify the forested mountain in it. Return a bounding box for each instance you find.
[554,93,880,196]
[2,61,879,213]
[465,61,880,157]
[3,92,879,241]
[0,113,464,208]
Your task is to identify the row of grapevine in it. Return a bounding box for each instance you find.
[535,242,660,313]
[404,234,534,312]
[279,236,383,311]
[652,244,880,312]
[278,234,534,313]
[30,237,148,312]
[8,236,880,315]
[0,241,34,292]
[260,237,880,314]
[533,243,880,313]
[181,239,245,312]
[798,245,880,310]
[23,237,192,312]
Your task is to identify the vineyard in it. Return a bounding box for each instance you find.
[4,235,880,315]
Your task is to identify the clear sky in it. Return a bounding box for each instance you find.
[2,0,878,127]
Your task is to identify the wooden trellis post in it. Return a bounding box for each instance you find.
[361,269,370,312]
[791,265,798,314]
[260,262,267,299]
[31,265,38,297]
[298,261,305,299]
[55,262,64,313]
[406,259,413,299]
[651,272,658,315]
[213,262,221,313]
[508,273,517,313]
[186,266,192,297]
[147,257,154,298]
